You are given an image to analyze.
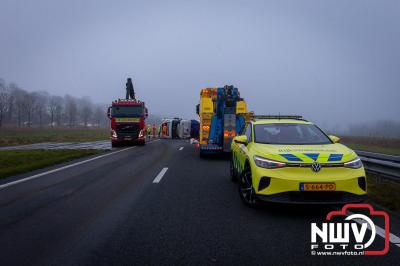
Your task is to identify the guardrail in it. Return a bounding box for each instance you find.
[356,150,400,182]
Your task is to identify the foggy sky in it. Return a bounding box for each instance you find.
[1,0,399,129]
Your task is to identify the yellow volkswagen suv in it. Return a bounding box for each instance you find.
[230,116,366,207]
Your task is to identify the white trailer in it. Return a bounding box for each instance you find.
[177,119,191,139]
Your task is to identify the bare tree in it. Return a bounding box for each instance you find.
[1,78,109,128]
[65,95,77,127]
[55,96,64,127]
[33,91,49,127]
[79,97,93,127]
[23,92,36,127]
[0,79,10,127]
[48,96,57,127]
[93,104,105,127]
[48,95,63,127]
[9,84,27,127]
[6,90,14,124]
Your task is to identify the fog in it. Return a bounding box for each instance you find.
[0,0,399,128]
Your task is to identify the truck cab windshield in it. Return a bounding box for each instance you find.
[112,105,143,117]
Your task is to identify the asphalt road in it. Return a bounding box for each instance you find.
[0,139,399,265]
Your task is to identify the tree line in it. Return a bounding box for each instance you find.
[0,78,108,128]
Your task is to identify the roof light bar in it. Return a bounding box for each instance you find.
[114,98,142,103]
[252,115,306,121]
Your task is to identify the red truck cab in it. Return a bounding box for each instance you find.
[107,99,148,147]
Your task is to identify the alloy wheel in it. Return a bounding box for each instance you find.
[239,169,257,205]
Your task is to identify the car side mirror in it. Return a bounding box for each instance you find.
[329,135,340,143]
[234,135,248,145]
[107,106,111,119]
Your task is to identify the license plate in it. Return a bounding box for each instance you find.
[124,137,132,140]
[300,183,336,191]
[115,118,140,123]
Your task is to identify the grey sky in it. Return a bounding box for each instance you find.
[1,0,399,127]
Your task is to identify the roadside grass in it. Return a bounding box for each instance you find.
[0,149,103,179]
[340,136,400,155]
[366,174,400,214]
[0,128,109,147]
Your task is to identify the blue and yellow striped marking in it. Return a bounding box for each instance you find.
[280,154,302,161]
[304,153,319,161]
[279,153,344,162]
[328,154,343,161]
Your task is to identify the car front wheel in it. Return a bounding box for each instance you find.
[238,166,258,207]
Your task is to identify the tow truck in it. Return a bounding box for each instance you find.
[107,98,148,147]
[196,85,252,157]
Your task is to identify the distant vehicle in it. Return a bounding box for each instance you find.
[160,118,182,139]
[196,85,252,157]
[171,118,180,139]
[23,121,33,127]
[230,115,366,207]
[107,98,148,147]
[160,118,199,140]
[160,119,173,139]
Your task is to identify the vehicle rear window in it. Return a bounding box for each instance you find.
[254,123,332,145]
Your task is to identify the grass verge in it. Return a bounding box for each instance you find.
[340,136,400,155]
[366,174,400,214]
[0,149,103,179]
[0,128,109,147]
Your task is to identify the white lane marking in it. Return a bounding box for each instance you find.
[0,140,159,190]
[390,234,400,245]
[153,167,168,183]
[179,147,184,151]
[390,233,400,244]
[348,211,400,247]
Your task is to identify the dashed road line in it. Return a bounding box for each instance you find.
[390,232,400,244]
[153,168,168,183]
[179,147,184,151]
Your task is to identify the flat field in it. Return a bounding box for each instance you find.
[0,127,109,147]
[340,136,400,155]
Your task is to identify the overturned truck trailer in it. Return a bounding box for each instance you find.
[177,120,191,139]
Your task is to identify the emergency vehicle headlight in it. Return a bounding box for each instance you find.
[138,130,143,138]
[344,157,363,169]
[253,155,286,169]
